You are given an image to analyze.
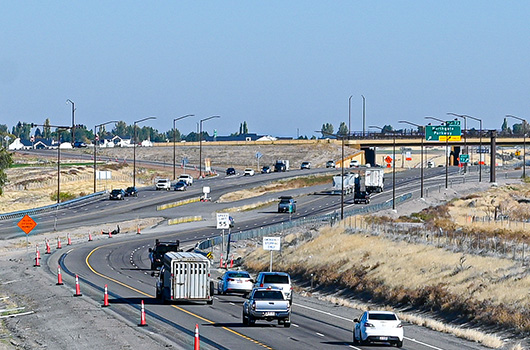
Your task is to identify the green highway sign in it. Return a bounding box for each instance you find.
[425,125,461,141]
[459,154,469,163]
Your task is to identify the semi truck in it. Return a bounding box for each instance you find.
[332,172,358,194]
[155,251,214,304]
[274,160,290,172]
[364,168,384,193]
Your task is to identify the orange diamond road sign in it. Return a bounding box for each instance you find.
[17,214,37,235]
[385,156,393,164]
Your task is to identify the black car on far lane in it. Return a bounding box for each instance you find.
[125,186,138,197]
[226,167,236,176]
[109,189,125,200]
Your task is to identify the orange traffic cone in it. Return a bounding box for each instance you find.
[74,275,82,296]
[138,300,147,326]
[219,256,223,268]
[57,237,62,249]
[88,233,93,241]
[45,239,51,254]
[67,233,72,245]
[108,230,112,238]
[56,266,64,285]
[34,250,40,267]
[102,284,109,307]
[136,224,141,234]
[194,324,200,350]
[229,254,234,268]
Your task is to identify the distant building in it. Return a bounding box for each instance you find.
[203,133,287,142]
[8,138,32,150]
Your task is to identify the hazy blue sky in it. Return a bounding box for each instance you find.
[1,1,529,138]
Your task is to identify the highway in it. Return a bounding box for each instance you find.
[5,164,501,349]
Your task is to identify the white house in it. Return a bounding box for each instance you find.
[8,138,32,150]
[141,140,153,147]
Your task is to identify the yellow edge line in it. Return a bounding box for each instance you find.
[85,245,273,350]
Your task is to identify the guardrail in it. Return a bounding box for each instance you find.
[0,191,108,221]
[168,216,202,225]
[196,193,412,250]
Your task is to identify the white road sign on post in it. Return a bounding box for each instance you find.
[216,213,230,229]
[263,236,281,272]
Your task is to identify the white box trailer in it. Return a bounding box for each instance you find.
[365,168,384,193]
[156,252,214,304]
[332,173,358,194]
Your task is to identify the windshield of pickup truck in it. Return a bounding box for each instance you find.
[253,290,284,300]
[263,275,289,284]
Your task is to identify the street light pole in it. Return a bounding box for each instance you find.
[506,115,527,179]
[463,115,483,182]
[348,95,352,138]
[31,123,71,203]
[447,113,468,174]
[425,116,449,188]
[199,116,220,178]
[361,95,366,137]
[173,114,194,181]
[66,99,75,146]
[94,121,118,193]
[370,125,396,210]
[399,120,424,198]
[133,116,157,188]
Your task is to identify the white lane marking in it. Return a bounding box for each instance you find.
[349,345,362,350]
[292,323,299,327]
[316,332,325,337]
[405,337,445,350]
[296,303,446,350]
[294,303,352,322]
[229,302,235,306]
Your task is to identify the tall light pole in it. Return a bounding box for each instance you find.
[506,114,527,178]
[361,95,366,137]
[348,95,353,138]
[399,120,424,198]
[370,125,396,210]
[463,115,483,182]
[133,116,157,187]
[94,121,118,193]
[425,116,449,188]
[31,123,71,203]
[199,116,220,178]
[173,114,194,180]
[66,99,75,146]
[447,113,468,174]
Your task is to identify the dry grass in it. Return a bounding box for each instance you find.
[244,225,530,339]
[217,174,331,203]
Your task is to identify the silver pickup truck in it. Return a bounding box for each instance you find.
[242,288,291,327]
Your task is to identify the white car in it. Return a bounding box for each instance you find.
[155,178,171,190]
[178,174,193,185]
[350,159,360,167]
[353,310,403,347]
[244,168,255,176]
[217,270,254,296]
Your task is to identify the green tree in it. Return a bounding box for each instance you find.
[500,118,511,136]
[113,121,128,138]
[320,123,334,137]
[337,122,348,137]
[382,125,394,134]
[43,118,51,139]
[0,148,13,195]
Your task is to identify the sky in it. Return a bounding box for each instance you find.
[1,1,530,138]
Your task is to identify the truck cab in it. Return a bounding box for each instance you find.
[149,239,181,270]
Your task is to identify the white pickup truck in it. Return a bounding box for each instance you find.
[242,288,291,327]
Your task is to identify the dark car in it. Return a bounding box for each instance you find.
[261,166,271,174]
[278,196,296,213]
[226,167,236,176]
[125,186,138,197]
[174,181,187,191]
[73,141,87,148]
[109,189,125,200]
[148,239,181,270]
[354,191,370,204]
